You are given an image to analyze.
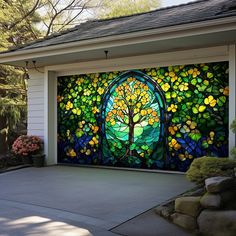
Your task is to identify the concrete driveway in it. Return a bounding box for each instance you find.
[0,166,194,235]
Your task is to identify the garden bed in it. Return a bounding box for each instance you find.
[0,152,26,173]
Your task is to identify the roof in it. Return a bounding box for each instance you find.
[2,0,236,54]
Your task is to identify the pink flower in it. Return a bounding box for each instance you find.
[12,135,43,156]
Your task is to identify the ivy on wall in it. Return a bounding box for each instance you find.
[57,62,229,171]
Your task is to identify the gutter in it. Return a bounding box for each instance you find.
[0,16,236,64]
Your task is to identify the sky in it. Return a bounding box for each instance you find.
[162,0,197,7]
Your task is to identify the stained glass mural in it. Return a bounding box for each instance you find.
[57,62,229,171]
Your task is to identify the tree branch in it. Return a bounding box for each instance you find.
[45,0,78,36]
[57,4,86,32]
[8,0,41,30]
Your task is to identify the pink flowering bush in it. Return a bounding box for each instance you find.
[12,135,42,156]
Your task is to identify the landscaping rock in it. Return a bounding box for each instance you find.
[171,213,197,230]
[200,190,236,209]
[205,176,235,193]
[155,205,173,219]
[155,205,164,215]
[175,196,201,217]
[200,192,221,209]
[198,210,236,236]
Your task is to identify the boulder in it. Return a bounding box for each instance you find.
[171,213,197,230]
[200,192,221,209]
[198,210,236,236]
[205,177,235,193]
[175,196,201,217]
[200,190,236,209]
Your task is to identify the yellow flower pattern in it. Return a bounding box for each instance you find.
[167,104,178,112]
[204,95,216,107]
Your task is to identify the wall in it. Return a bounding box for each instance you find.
[27,70,45,138]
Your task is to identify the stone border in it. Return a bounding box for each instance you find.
[155,176,236,235]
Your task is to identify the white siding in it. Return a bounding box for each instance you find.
[27,70,45,138]
[28,104,44,111]
[28,97,44,105]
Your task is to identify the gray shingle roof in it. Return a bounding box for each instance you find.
[3,0,236,53]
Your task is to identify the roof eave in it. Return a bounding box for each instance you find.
[0,16,236,66]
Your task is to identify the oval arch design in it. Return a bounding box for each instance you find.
[100,70,166,169]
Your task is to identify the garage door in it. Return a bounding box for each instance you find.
[57,62,229,171]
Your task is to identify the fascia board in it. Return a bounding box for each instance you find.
[47,46,228,75]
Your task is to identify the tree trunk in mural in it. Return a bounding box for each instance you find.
[128,111,135,156]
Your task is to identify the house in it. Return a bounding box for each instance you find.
[0,0,235,171]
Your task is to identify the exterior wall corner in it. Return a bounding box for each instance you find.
[229,44,236,158]
[44,70,57,165]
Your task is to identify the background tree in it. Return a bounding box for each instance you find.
[0,0,42,154]
[96,0,160,19]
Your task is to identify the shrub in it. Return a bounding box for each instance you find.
[186,156,236,185]
[12,135,42,156]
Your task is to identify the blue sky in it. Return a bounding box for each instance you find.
[162,0,196,7]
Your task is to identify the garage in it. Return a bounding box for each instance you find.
[0,0,235,170]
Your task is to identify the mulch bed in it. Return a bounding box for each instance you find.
[0,152,25,172]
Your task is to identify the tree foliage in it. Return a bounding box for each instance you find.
[0,0,42,152]
[96,0,160,19]
[0,0,42,49]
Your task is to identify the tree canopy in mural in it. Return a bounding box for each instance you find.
[103,75,164,167]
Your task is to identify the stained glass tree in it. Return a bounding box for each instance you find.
[102,73,165,167]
